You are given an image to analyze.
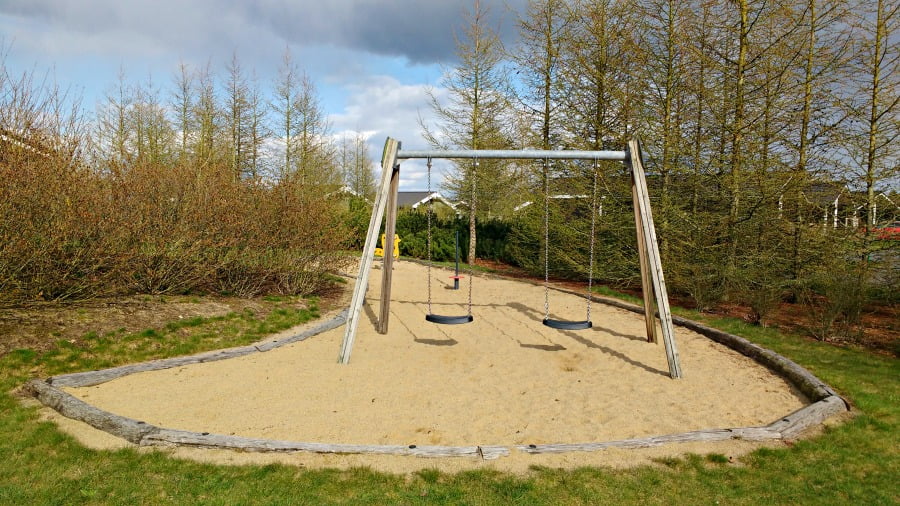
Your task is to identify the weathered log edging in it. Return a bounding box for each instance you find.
[24,378,156,444]
[468,261,847,407]
[516,395,847,455]
[25,273,849,460]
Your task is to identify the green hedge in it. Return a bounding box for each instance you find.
[379,210,515,264]
[368,208,602,279]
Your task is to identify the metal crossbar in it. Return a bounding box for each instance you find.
[396,149,626,161]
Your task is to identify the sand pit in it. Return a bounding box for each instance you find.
[37,261,829,473]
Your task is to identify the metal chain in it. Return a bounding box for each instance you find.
[426,157,433,315]
[543,158,550,321]
[468,157,476,316]
[587,159,598,322]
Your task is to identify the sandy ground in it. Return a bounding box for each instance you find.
[50,260,808,474]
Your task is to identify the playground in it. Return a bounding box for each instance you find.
[2,0,894,495]
[23,138,849,475]
[43,260,812,473]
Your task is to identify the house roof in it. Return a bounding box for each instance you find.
[514,194,589,212]
[397,191,433,207]
[398,191,458,212]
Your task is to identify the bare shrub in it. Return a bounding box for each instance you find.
[668,243,728,313]
[735,252,787,326]
[800,259,867,342]
[0,60,348,303]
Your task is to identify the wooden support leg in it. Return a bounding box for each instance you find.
[628,138,682,379]
[339,138,400,364]
[632,179,658,344]
[378,164,401,334]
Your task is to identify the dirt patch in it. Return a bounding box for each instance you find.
[709,300,899,354]
[0,289,345,358]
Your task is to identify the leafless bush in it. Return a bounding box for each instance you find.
[800,259,867,342]
[0,56,348,304]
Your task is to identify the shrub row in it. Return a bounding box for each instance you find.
[0,149,349,304]
[385,211,515,264]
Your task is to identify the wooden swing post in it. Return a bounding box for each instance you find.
[338,138,400,364]
[627,139,682,379]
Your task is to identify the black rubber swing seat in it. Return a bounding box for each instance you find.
[543,318,592,330]
[426,314,474,325]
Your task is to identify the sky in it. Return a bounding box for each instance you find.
[0,0,528,190]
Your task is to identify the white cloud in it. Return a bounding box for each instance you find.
[1,0,528,195]
[330,74,454,191]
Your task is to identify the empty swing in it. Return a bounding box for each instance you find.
[424,157,474,325]
[542,158,599,331]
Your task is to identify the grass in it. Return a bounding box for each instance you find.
[591,284,644,305]
[1,294,897,504]
[4,300,319,379]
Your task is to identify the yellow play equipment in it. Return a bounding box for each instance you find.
[374,233,400,259]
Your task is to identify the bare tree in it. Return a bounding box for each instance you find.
[784,0,853,281]
[95,67,133,166]
[560,0,638,148]
[422,0,516,262]
[131,73,173,166]
[294,73,336,186]
[340,131,375,199]
[223,52,257,179]
[272,48,299,178]
[246,69,268,180]
[635,0,693,256]
[843,0,899,234]
[171,62,193,158]
[193,61,220,167]
[512,0,572,150]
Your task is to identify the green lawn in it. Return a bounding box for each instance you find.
[1,295,897,505]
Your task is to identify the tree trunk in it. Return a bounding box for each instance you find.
[864,0,885,237]
[728,0,749,266]
[792,0,817,282]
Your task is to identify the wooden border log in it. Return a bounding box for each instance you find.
[142,428,503,459]
[650,427,781,444]
[24,264,848,460]
[516,438,677,454]
[478,446,511,460]
[25,367,833,460]
[533,277,845,406]
[254,309,348,352]
[728,427,785,440]
[668,315,842,403]
[23,379,158,444]
[515,426,783,454]
[25,377,507,460]
[766,395,847,439]
[48,346,260,388]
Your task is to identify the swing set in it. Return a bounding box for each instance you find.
[338,137,682,379]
